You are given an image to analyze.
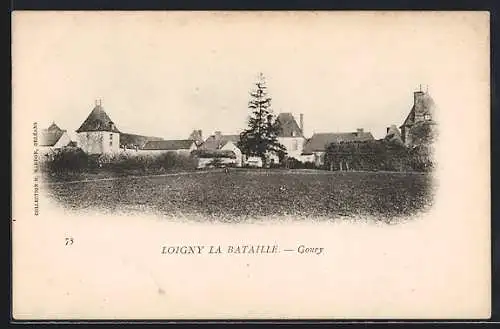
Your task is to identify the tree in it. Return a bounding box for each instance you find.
[238,73,286,164]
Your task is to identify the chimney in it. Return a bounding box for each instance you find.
[386,127,390,134]
[357,128,364,134]
[299,113,304,134]
[215,131,222,140]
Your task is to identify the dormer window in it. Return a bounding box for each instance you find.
[424,113,431,121]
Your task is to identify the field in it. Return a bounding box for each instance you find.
[43,169,434,222]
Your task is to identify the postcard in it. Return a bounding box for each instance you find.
[12,11,491,319]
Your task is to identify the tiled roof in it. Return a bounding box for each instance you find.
[302,131,375,154]
[120,133,164,148]
[47,122,62,131]
[141,139,195,150]
[39,129,66,147]
[76,105,120,133]
[276,113,303,138]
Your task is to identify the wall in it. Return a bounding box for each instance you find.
[313,152,326,167]
[197,157,236,169]
[300,153,315,164]
[277,136,305,160]
[220,141,243,167]
[77,131,120,154]
[136,148,192,156]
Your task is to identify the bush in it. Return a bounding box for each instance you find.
[41,147,89,174]
[303,161,316,169]
[323,139,434,172]
[42,149,198,176]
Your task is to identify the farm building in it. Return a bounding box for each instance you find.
[76,100,121,154]
[200,131,243,167]
[301,129,375,167]
[38,122,74,160]
[276,112,306,161]
[39,123,72,150]
[400,88,436,147]
[139,139,197,155]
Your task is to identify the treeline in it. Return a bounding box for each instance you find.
[323,140,434,172]
[40,147,198,176]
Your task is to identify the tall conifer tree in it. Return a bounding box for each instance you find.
[238,73,286,164]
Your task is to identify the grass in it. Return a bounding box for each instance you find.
[43,169,434,222]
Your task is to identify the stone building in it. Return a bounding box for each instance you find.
[76,100,121,154]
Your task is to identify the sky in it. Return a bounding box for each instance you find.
[12,11,489,140]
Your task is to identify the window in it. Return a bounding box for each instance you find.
[109,134,113,147]
[424,113,431,121]
[292,140,298,151]
[292,131,296,137]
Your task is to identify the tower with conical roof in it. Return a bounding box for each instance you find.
[76,100,121,154]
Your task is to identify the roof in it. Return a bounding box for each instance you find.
[39,123,68,147]
[39,128,67,147]
[76,105,120,133]
[276,113,303,138]
[47,122,62,131]
[302,131,375,154]
[120,133,164,148]
[201,134,240,150]
[192,149,237,159]
[141,139,195,150]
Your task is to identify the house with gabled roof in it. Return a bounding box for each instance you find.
[276,112,306,160]
[39,122,72,150]
[76,100,121,154]
[200,131,243,167]
[301,129,375,167]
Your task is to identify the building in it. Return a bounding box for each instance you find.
[301,129,375,167]
[201,131,243,167]
[76,100,121,154]
[139,139,197,155]
[400,88,436,147]
[119,133,164,152]
[384,124,404,145]
[39,122,72,151]
[276,112,306,160]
